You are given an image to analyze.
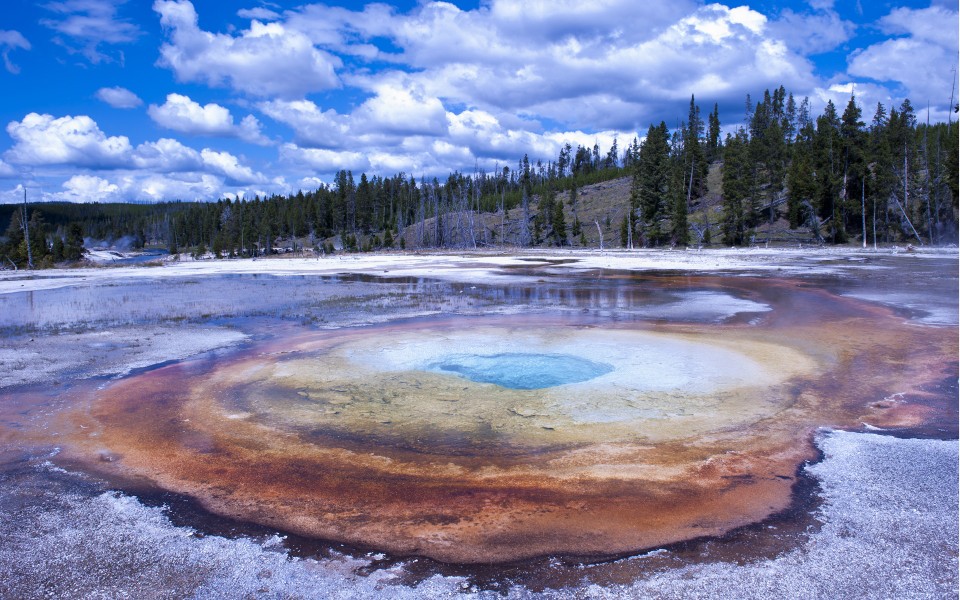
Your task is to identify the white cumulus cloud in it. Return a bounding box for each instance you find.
[148,94,268,144]
[848,5,958,112]
[280,143,370,173]
[131,138,202,172]
[4,113,133,169]
[258,99,350,149]
[5,0,952,202]
[117,172,225,202]
[353,80,449,137]
[200,148,265,184]
[331,1,816,132]
[154,0,341,98]
[96,86,143,109]
[55,174,122,203]
[0,111,277,201]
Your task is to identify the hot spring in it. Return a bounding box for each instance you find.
[44,265,955,565]
[425,353,614,389]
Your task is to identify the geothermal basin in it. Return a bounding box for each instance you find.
[0,249,956,596]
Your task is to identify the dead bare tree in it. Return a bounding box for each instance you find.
[691,221,709,250]
[922,105,934,245]
[802,199,826,244]
[23,187,33,269]
[452,179,465,248]
[594,219,604,252]
[519,187,531,246]
[889,190,923,244]
[416,177,426,249]
[468,167,479,248]
[436,185,444,247]
[861,179,866,249]
[890,156,923,244]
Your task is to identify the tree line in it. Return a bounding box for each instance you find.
[1,85,956,267]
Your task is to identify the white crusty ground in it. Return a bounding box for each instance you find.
[0,430,954,599]
[578,430,959,599]
[0,246,954,295]
[0,326,247,389]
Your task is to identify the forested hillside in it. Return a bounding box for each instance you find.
[2,87,957,267]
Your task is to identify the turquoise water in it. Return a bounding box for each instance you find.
[426,353,614,389]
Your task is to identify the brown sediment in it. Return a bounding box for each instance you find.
[51,275,957,564]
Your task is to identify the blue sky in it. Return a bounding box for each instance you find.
[0,0,956,203]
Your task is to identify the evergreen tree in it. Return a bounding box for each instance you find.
[2,208,26,266]
[748,89,787,223]
[868,103,895,243]
[707,103,722,162]
[626,168,640,249]
[721,131,751,245]
[787,121,817,228]
[51,235,65,262]
[604,136,619,170]
[637,122,671,246]
[684,95,708,202]
[671,125,690,246]
[356,173,373,232]
[551,190,566,246]
[840,95,866,242]
[784,92,798,143]
[64,223,85,261]
[26,211,49,267]
[888,100,924,242]
[532,213,543,245]
[813,100,845,242]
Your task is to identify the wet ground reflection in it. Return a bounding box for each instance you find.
[0,271,779,334]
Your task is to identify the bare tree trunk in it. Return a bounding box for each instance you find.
[433,185,441,248]
[861,179,866,249]
[453,185,464,248]
[416,180,426,249]
[594,220,604,252]
[470,173,479,248]
[23,188,34,269]
[903,145,908,216]
[923,107,934,245]
[519,188,531,247]
[890,192,923,244]
[499,184,505,248]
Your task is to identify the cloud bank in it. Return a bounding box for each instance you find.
[0,0,955,203]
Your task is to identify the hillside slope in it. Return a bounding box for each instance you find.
[399,165,818,250]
